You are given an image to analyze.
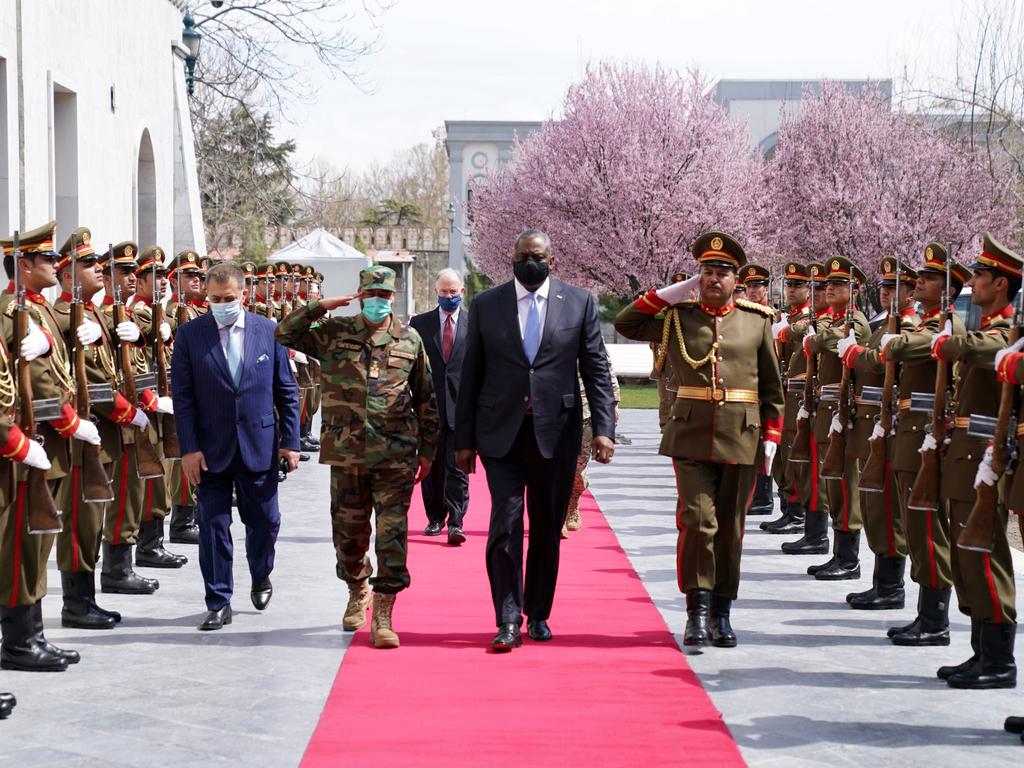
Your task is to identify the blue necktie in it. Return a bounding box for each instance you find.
[226,326,242,387]
[523,293,541,363]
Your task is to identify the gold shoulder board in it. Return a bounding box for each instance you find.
[736,298,775,317]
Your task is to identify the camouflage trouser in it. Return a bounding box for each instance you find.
[56,463,112,573]
[568,420,593,518]
[330,457,417,594]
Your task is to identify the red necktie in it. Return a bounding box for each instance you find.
[443,313,454,362]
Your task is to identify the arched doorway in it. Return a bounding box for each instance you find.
[136,129,156,248]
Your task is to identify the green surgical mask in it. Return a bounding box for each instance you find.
[362,296,392,323]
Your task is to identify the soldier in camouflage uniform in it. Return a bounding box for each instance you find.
[276,265,439,649]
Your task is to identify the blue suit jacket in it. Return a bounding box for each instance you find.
[171,311,300,474]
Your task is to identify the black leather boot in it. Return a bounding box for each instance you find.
[135,519,187,569]
[60,572,115,630]
[747,474,774,516]
[168,505,199,545]
[1005,715,1024,734]
[849,557,905,610]
[947,621,1017,689]
[892,587,951,646]
[683,589,711,647]
[709,594,737,647]
[814,530,861,580]
[0,605,68,672]
[0,691,14,718]
[846,554,880,604]
[782,510,829,555]
[887,589,922,639]
[30,602,79,664]
[101,542,159,594]
[84,570,121,624]
[806,532,838,575]
[937,617,980,677]
[762,500,805,535]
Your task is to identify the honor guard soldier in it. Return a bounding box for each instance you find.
[742,264,775,517]
[276,265,439,648]
[836,258,919,610]
[779,263,833,556]
[803,256,870,581]
[298,265,323,449]
[274,262,291,320]
[762,262,811,535]
[163,250,206,544]
[615,232,784,648]
[931,233,1022,689]
[254,263,276,318]
[0,222,92,671]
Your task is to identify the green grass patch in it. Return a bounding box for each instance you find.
[617,382,660,409]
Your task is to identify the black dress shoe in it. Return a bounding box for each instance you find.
[527,619,552,642]
[447,526,466,546]
[299,453,311,462]
[300,437,320,452]
[423,521,443,536]
[492,623,522,652]
[251,579,273,611]
[198,606,232,631]
[0,692,14,719]
[1005,715,1024,734]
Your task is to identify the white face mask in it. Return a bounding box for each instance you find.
[211,299,241,326]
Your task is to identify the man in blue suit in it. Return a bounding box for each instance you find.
[171,262,300,631]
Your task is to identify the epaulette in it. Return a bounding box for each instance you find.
[53,303,71,316]
[3,303,45,324]
[736,298,775,317]
[672,299,699,308]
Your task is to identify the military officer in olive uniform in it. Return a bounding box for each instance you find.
[742,264,776,517]
[931,233,1022,689]
[276,265,439,649]
[615,232,784,648]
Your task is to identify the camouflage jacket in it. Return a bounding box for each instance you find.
[275,300,439,467]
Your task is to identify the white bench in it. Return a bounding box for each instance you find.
[607,343,655,379]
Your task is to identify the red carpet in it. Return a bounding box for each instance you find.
[301,474,745,768]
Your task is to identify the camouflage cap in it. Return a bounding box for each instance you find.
[360,265,396,292]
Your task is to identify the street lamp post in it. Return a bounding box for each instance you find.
[182,10,202,96]
[447,201,471,238]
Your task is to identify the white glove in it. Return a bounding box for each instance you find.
[829,414,844,435]
[76,319,103,346]
[159,322,172,342]
[20,320,50,361]
[974,444,998,488]
[130,408,150,431]
[155,396,174,415]
[116,321,141,343]
[292,350,309,364]
[72,419,101,445]
[930,319,953,354]
[22,440,51,471]
[870,422,887,441]
[763,441,777,475]
[836,329,858,360]
[289,358,298,373]
[880,333,901,351]
[995,337,1024,370]
[655,273,701,304]
[919,433,938,454]
[802,325,817,354]
[771,314,789,338]
[797,406,810,421]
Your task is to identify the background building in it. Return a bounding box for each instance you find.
[0,0,205,253]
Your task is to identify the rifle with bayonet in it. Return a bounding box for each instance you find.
[175,263,189,329]
[788,270,817,464]
[11,231,63,533]
[67,234,114,503]
[151,264,180,459]
[822,266,858,479]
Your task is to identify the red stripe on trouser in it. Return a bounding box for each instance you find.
[840,478,849,529]
[926,511,937,588]
[144,480,154,522]
[71,466,81,572]
[181,476,189,505]
[300,402,307,423]
[789,490,799,502]
[883,462,895,556]
[8,482,25,608]
[809,442,819,511]
[982,553,1002,624]
[113,446,130,545]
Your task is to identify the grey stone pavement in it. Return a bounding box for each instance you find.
[2,409,1023,766]
[590,409,1024,767]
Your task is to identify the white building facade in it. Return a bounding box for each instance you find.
[0,0,205,253]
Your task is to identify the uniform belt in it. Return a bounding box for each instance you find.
[676,386,759,404]
[854,397,881,408]
[898,398,912,412]
[819,384,841,402]
[954,416,970,430]
[786,379,805,394]
[1017,422,1024,438]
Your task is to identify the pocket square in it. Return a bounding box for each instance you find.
[256,353,270,364]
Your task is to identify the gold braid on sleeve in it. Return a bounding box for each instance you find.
[672,308,717,370]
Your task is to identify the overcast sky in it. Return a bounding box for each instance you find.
[285,0,968,173]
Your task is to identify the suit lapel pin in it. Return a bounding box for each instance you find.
[556,294,563,300]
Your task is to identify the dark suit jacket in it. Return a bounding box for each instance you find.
[410,306,468,431]
[171,311,300,474]
[455,278,614,460]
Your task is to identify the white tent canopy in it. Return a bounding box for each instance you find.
[269,229,370,316]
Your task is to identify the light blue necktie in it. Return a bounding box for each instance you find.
[226,325,243,387]
[523,293,541,363]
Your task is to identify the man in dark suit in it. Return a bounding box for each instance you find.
[410,268,470,545]
[171,262,300,631]
[455,229,616,652]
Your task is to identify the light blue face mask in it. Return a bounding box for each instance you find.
[211,299,241,326]
[362,297,392,323]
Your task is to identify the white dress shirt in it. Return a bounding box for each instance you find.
[438,303,462,329]
[514,277,550,341]
[215,307,246,366]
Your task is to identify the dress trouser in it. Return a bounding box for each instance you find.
[195,448,281,610]
[772,430,796,505]
[56,462,112,573]
[104,445,145,546]
[420,424,469,528]
[860,460,907,558]
[480,416,576,626]
[0,479,61,606]
[825,454,862,533]
[948,499,1016,623]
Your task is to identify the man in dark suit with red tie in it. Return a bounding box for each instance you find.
[410,268,470,546]
[455,229,616,652]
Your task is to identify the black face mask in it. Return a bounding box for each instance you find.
[513,257,549,286]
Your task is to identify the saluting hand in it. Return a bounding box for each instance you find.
[319,294,358,312]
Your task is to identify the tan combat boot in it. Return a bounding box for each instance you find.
[565,508,582,531]
[370,592,400,649]
[342,580,371,631]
